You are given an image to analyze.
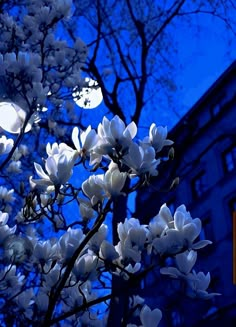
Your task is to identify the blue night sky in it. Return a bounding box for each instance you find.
[175,12,236,112]
[76,7,236,215]
[78,8,236,139]
[143,11,236,130]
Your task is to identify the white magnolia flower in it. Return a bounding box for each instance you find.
[125,262,141,274]
[61,284,83,309]
[0,186,15,202]
[103,165,127,197]
[0,265,25,295]
[186,271,221,299]
[142,124,173,152]
[13,288,34,318]
[148,216,167,239]
[32,142,78,191]
[123,142,160,176]
[140,305,162,327]
[6,160,22,173]
[96,115,137,155]
[0,211,9,225]
[59,228,85,261]
[115,262,141,280]
[4,235,33,263]
[46,142,74,157]
[73,252,100,281]
[35,291,49,313]
[89,224,108,253]
[129,295,145,317]
[160,252,220,300]
[11,144,29,161]
[82,175,105,206]
[160,250,197,278]
[152,204,212,255]
[129,295,145,308]
[0,135,14,155]
[118,218,147,243]
[42,263,61,290]
[33,240,58,265]
[175,250,198,274]
[72,125,98,158]
[0,211,16,245]
[19,144,29,156]
[99,240,119,261]
[78,198,95,221]
[82,164,127,203]
[116,218,148,262]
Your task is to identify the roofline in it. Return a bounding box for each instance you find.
[170,60,236,135]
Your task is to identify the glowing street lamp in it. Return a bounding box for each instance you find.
[0,102,32,133]
[73,78,103,109]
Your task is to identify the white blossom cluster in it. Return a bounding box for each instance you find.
[32,115,173,193]
[0,0,87,128]
[0,136,13,155]
[0,1,221,325]
[0,135,29,174]
[0,115,219,326]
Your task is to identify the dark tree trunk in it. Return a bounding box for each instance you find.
[108,189,129,326]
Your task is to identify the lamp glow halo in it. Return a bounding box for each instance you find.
[0,102,31,133]
[73,78,103,109]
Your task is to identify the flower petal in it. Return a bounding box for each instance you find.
[72,127,81,152]
[140,305,162,327]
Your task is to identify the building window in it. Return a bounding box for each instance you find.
[223,145,236,172]
[211,103,221,116]
[191,172,207,198]
[210,91,226,117]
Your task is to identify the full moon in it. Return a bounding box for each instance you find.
[73,78,103,109]
[0,102,32,133]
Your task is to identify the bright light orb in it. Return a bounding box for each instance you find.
[0,102,32,134]
[73,78,103,109]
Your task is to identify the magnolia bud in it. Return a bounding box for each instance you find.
[170,177,179,190]
[168,147,175,160]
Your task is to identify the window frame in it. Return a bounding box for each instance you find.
[222,144,236,173]
[191,171,207,199]
[210,91,226,118]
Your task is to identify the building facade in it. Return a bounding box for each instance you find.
[135,61,236,326]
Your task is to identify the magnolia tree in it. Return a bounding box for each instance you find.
[0,114,220,326]
[0,0,221,326]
